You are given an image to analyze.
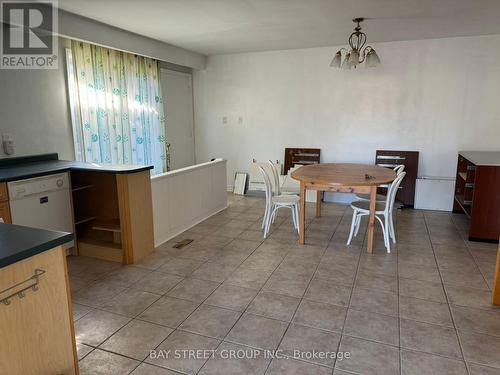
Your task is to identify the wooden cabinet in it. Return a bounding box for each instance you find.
[71,170,154,264]
[454,152,500,242]
[0,246,78,375]
[375,150,419,207]
[0,183,11,223]
[284,148,321,175]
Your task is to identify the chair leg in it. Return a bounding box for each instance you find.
[261,202,268,230]
[389,211,396,243]
[264,204,273,238]
[291,206,298,229]
[382,215,390,253]
[347,210,357,245]
[354,214,362,237]
[294,203,300,234]
[266,205,279,238]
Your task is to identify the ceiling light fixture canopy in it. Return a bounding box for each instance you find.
[330,18,380,69]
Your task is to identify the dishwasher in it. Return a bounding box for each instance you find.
[8,172,74,248]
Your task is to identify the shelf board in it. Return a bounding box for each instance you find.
[454,194,472,217]
[92,218,121,233]
[458,172,467,181]
[72,184,93,192]
[74,216,96,225]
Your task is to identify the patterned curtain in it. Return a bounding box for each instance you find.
[67,41,168,174]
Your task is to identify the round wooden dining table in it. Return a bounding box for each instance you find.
[291,163,396,253]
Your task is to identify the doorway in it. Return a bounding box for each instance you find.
[160,69,195,170]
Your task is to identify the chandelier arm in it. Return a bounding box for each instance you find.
[359,46,376,63]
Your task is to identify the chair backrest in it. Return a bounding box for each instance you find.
[258,165,273,205]
[268,160,281,195]
[385,171,406,213]
[394,165,405,175]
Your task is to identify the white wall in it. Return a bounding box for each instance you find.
[193,35,500,198]
[0,39,74,159]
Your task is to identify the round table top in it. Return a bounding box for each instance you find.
[291,163,396,186]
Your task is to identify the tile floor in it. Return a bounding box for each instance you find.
[69,193,500,375]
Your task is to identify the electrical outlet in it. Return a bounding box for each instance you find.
[2,134,14,155]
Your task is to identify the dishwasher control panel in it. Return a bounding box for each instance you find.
[8,173,70,200]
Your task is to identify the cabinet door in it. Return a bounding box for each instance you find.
[0,183,7,202]
[0,247,78,375]
[0,201,11,223]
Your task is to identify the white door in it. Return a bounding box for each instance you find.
[160,69,195,170]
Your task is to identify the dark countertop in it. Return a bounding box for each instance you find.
[0,153,153,182]
[0,223,73,268]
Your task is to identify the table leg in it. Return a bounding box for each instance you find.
[316,191,322,218]
[299,182,306,244]
[367,186,377,254]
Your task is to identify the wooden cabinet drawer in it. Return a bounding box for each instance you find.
[0,183,7,202]
[0,201,11,223]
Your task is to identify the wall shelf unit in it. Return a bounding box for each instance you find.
[454,151,500,242]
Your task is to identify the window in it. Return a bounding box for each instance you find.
[65,41,168,174]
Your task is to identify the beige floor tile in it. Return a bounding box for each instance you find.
[167,278,219,302]
[100,319,173,360]
[399,296,453,327]
[400,318,462,359]
[349,288,398,317]
[401,349,467,375]
[100,288,161,317]
[226,313,288,350]
[180,305,241,339]
[79,349,139,375]
[344,309,399,346]
[292,299,346,332]
[131,271,183,295]
[75,309,130,346]
[198,341,270,375]
[146,330,220,374]
[138,296,199,328]
[204,283,258,311]
[336,336,400,375]
[278,324,341,367]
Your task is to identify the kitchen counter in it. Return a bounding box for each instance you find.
[0,222,72,268]
[0,153,152,182]
[459,151,500,166]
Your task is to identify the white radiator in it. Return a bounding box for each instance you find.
[414,176,456,211]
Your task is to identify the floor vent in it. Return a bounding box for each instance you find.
[172,239,193,249]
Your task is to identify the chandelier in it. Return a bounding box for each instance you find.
[330,18,380,69]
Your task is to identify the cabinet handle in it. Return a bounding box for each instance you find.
[0,269,46,306]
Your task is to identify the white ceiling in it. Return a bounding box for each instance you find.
[58,0,500,55]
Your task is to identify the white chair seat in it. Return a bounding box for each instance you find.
[272,194,300,205]
[356,193,387,202]
[351,200,387,214]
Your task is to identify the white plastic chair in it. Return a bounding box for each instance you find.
[259,165,300,238]
[355,164,405,202]
[347,171,406,253]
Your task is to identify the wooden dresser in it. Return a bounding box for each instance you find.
[454,151,500,242]
[375,150,419,207]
